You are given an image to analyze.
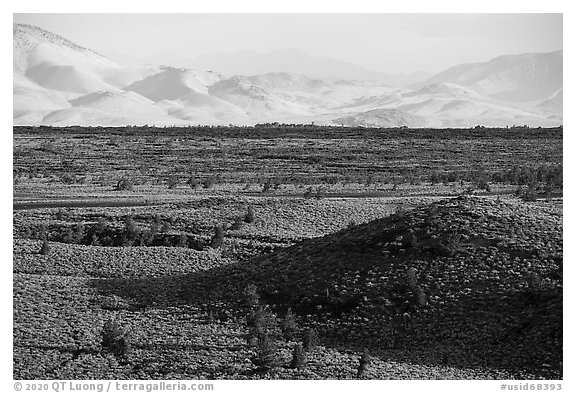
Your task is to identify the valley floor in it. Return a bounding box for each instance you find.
[13,126,562,379]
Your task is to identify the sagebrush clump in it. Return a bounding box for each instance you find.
[210,225,225,249]
[114,177,133,191]
[101,319,131,358]
[302,328,319,351]
[251,334,280,372]
[281,308,297,341]
[244,205,255,223]
[356,349,371,378]
[290,343,307,369]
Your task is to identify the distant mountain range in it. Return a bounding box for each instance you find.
[412,51,562,102]
[13,24,562,128]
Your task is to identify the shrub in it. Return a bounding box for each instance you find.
[167,176,179,189]
[527,272,543,291]
[445,233,464,254]
[64,227,75,243]
[243,284,260,310]
[229,217,244,230]
[152,214,162,231]
[177,234,188,248]
[446,171,460,183]
[477,179,491,192]
[39,237,50,255]
[210,225,225,249]
[406,267,418,291]
[521,189,538,202]
[101,319,131,358]
[302,328,318,351]
[187,176,198,189]
[23,225,33,239]
[122,216,139,246]
[247,305,278,343]
[262,179,273,193]
[90,233,101,246]
[441,350,450,365]
[74,223,85,244]
[60,173,76,184]
[202,176,216,189]
[281,308,297,341]
[415,287,427,307]
[290,344,307,369]
[356,349,371,378]
[38,223,47,239]
[394,206,406,218]
[55,209,66,221]
[161,221,171,232]
[250,334,280,372]
[115,177,133,191]
[401,233,418,248]
[244,205,255,223]
[95,217,107,233]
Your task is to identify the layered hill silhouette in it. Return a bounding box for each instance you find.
[414,51,563,103]
[13,24,562,127]
[184,197,562,377]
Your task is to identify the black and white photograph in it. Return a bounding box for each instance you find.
[9,5,565,388]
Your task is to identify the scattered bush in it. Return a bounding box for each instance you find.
[90,233,101,246]
[244,205,255,223]
[290,344,307,369]
[281,308,298,341]
[243,284,260,310]
[74,223,85,244]
[520,187,538,202]
[114,177,133,191]
[64,226,75,243]
[187,176,198,189]
[177,234,188,248]
[55,209,66,221]
[167,176,179,189]
[210,225,225,249]
[247,305,278,344]
[477,179,491,192]
[302,328,318,351]
[356,349,371,378]
[250,334,280,372]
[60,173,77,184]
[415,287,427,307]
[406,267,418,291]
[121,217,138,246]
[229,217,244,230]
[262,179,273,193]
[101,319,131,358]
[39,237,50,255]
[202,176,216,189]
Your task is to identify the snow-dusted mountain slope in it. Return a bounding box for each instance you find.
[413,51,562,103]
[13,24,562,128]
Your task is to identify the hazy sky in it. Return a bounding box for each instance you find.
[13,13,562,74]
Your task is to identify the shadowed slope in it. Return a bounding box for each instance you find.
[183,196,562,377]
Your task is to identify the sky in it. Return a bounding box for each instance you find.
[13,13,563,75]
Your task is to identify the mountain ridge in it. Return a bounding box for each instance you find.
[414,50,562,102]
[13,23,562,128]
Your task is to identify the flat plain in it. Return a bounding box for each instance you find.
[13,125,563,379]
